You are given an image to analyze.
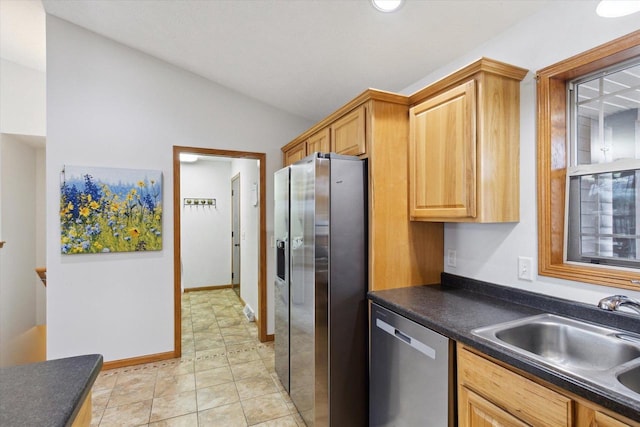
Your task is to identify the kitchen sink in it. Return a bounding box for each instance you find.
[619,366,640,395]
[472,313,640,401]
[492,319,640,371]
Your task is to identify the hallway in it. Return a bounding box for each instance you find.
[90,289,302,426]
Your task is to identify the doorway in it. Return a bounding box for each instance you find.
[231,173,241,298]
[173,146,268,357]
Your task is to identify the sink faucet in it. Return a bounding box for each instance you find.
[598,295,640,315]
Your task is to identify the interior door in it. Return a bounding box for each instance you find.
[231,174,241,298]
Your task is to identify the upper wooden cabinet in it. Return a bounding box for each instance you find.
[330,105,366,156]
[281,90,443,291]
[283,141,306,166]
[409,58,528,223]
[306,128,330,154]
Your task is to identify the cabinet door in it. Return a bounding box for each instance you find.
[459,386,528,427]
[306,128,330,154]
[458,346,572,427]
[331,105,366,156]
[283,141,306,166]
[409,80,476,219]
[594,411,634,427]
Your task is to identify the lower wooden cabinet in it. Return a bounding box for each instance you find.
[457,344,639,427]
[594,411,635,427]
[458,345,572,427]
[459,386,529,427]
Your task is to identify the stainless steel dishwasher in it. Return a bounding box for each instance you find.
[370,303,455,426]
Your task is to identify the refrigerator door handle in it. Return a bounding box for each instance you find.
[376,318,437,360]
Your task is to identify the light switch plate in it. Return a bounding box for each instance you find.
[518,256,533,281]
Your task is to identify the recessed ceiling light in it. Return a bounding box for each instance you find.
[179,153,199,163]
[596,0,640,17]
[371,0,404,13]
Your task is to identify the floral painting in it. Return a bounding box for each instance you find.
[60,166,163,254]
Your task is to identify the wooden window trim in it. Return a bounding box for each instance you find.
[537,30,640,290]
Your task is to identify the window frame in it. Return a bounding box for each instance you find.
[537,30,640,290]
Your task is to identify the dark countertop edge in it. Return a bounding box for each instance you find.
[67,354,103,426]
[367,273,640,422]
[0,354,103,427]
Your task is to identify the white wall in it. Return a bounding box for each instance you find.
[230,158,261,318]
[0,59,46,136]
[402,2,640,304]
[0,134,38,366]
[180,160,232,289]
[46,16,312,361]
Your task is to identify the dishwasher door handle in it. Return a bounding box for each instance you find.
[376,318,437,360]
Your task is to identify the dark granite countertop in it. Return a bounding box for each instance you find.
[368,273,640,422]
[0,354,103,427]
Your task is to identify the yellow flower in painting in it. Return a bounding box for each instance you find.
[111,203,120,212]
[138,181,145,188]
[79,207,90,217]
[130,189,137,196]
[129,227,140,238]
[155,214,160,221]
[69,229,77,237]
[67,202,74,211]
[62,236,70,244]
[93,242,103,250]
[87,194,92,202]
[89,201,99,210]
[126,194,133,202]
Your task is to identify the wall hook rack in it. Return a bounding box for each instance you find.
[184,198,216,208]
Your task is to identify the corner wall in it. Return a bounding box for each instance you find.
[46,16,311,361]
[0,134,39,366]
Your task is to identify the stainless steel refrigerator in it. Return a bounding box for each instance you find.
[274,153,368,427]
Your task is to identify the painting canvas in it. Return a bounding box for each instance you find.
[60,165,163,254]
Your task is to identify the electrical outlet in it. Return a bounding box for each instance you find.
[447,249,457,268]
[518,256,533,281]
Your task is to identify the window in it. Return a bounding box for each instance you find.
[537,30,640,290]
[566,60,640,269]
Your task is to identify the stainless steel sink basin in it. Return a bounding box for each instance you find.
[492,319,640,371]
[472,314,640,402]
[619,366,640,395]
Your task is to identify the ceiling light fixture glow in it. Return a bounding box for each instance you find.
[179,153,199,163]
[371,0,404,13]
[596,0,640,17]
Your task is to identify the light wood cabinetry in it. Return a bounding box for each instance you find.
[330,105,366,156]
[458,344,640,427]
[306,128,330,154]
[281,90,443,291]
[458,345,572,427]
[409,58,528,222]
[283,141,306,166]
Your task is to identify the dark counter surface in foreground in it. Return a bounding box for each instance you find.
[368,273,640,422]
[0,354,103,426]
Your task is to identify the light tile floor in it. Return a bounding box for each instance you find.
[90,288,304,426]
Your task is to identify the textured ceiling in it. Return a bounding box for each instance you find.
[8,0,554,121]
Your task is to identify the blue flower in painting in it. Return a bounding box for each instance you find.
[124,236,131,241]
[155,231,161,236]
[61,244,71,253]
[113,232,119,237]
[85,224,101,237]
[143,193,155,211]
[81,240,90,250]
[83,174,102,202]
[107,219,115,227]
